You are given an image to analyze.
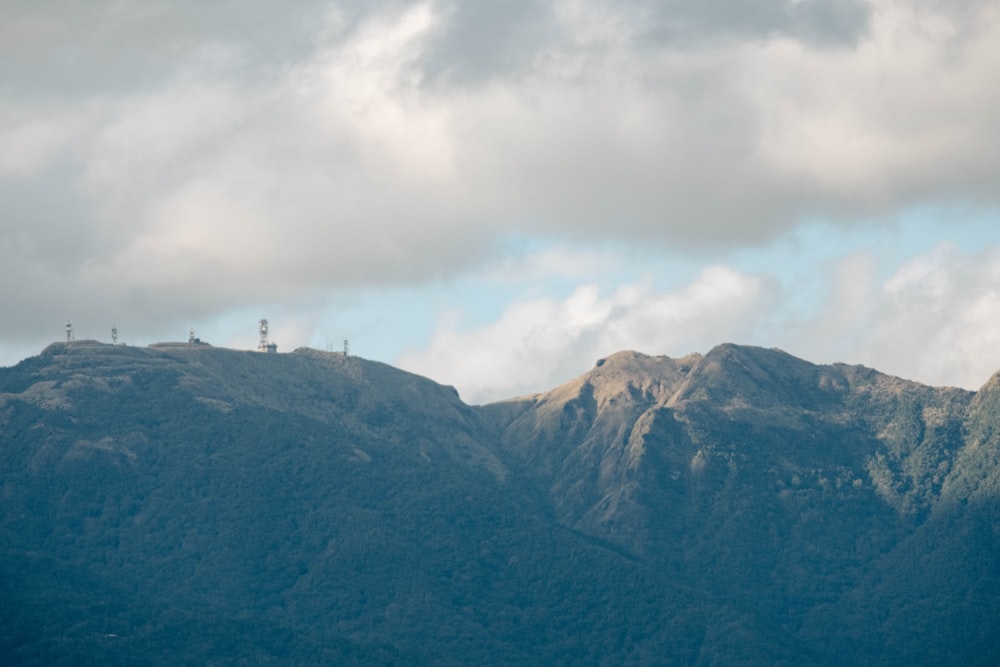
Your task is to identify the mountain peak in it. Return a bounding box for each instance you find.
[665,343,851,410]
[583,350,702,407]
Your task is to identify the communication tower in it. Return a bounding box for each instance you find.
[258,318,277,353]
[111,325,118,345]
[189,328,196,344]
[65,321,73,343]
[258,319,269,351]
[344,339,350,357]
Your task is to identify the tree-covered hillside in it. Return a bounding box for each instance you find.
[1,341,998,665]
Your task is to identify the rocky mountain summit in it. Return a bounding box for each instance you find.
[1,341,998,665]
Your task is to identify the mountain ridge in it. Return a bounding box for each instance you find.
[2,340,998,665]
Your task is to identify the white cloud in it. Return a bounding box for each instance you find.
[0,106,90,177]
[770,242,1000,391]
[783,251,879,362]
[2,0,1000,369]
[771,242,1000,391]
[397,265,768,403]
[82,83,245,197]
[1,2,489,326]
[860,243,1000,389]
[479,243,625,284]
[747,0,1000,210]
[400,241,1000,403]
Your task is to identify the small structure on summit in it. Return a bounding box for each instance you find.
[65,321,74,343]
[258,318,277,354]
[111,325,118,345]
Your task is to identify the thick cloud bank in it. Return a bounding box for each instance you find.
[2,1,998,383]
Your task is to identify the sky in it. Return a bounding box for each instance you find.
[2,0,1000,404]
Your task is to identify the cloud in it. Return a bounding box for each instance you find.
[0,0,355,95]
[0,106,88,177]
[783,251,879,362]
[1,0,999,352]
[419,0,561,83]
[770,242,1000,391]
[860,243,1000,389]
[479,242,625,283]
[0,2,494,342]
[747,1,1000,213]
[399,241,1000,403]
[440,0,1000,245]
[633,0,872,48]
[397,265,770,403]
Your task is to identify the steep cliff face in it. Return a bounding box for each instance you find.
[2,341,998,665]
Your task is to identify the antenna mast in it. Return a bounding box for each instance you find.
[111,325,118,345]
[258,319,269,352]
[258,318,277,353]
[65,321,73,343]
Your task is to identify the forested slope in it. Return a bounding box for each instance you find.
[1,341,998,664]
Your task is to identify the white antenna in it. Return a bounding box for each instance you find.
[344,339,349,357]
[111,325,118,345]
[189,328,196,344]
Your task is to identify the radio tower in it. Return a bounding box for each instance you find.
[258,319,269,352]
[65,321,73,343]
[258,319,277,353]
[111,325,118,345]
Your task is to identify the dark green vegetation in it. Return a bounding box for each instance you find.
[2,341,998,665]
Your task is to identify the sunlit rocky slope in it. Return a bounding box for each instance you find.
[1,341,998,665]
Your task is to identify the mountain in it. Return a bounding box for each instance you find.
[484,345,1000,665]
[1,341,998,665]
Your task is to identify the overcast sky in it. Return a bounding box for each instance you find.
[3,0,1000,403]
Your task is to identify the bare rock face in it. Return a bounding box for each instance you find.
[2,341,999,665]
